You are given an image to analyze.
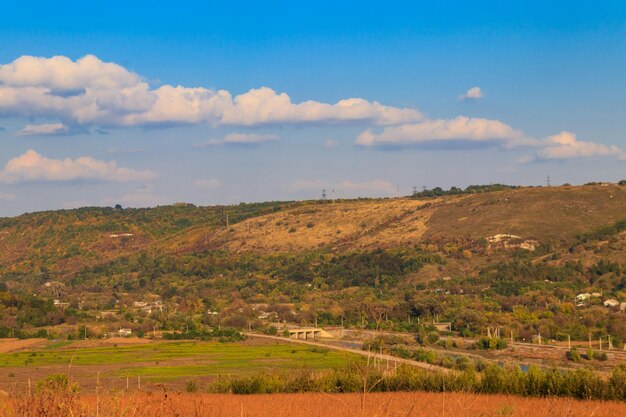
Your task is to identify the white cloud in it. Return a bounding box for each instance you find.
[458,86,484,101]
[195,133,280,147]
[0,55,422,129]
[356,116,527,148]
[0,191,16,201]
[0,150,156,183]
[517,131,626,162]
[18,122,69,136]
[194,178,222,190]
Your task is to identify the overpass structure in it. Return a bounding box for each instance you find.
[288,327,334,340]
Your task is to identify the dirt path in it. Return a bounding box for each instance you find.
[243,333,451,373]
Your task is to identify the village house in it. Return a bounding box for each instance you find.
[118,328,132,337]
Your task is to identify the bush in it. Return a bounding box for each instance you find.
[476,337,508,350]
[566,348,581,362]
[413,348,437,364]
[209,362,626,401]
[185,379,199,393]
[263,326,278,335]
[36,374,79,393]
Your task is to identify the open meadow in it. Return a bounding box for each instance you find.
[0,338,358,393]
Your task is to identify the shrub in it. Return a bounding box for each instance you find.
[566,348,581,362]
[185,379,199,393]
[476,337,508,350]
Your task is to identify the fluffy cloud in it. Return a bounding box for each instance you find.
[196,133,280,147]
[0,55,422,130]
[193,178,222,190]
[458,86,484,101]
[18,122,69,136]
[0,150,156,183]
[517,131,626,162]
[356,116,527,148]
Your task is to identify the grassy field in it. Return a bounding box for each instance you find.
[0,338,359,391]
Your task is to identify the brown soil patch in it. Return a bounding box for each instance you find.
[0,339,48,354]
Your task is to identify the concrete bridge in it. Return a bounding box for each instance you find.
[288,327,334,340]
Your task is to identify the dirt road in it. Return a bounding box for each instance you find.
[243,333,451,373]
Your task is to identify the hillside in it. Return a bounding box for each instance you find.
[1,183,626,346]
[179,184,626,254]
[1,184,626,276]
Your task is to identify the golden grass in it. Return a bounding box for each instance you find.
[185,199,435,254]
[0,339,48,354]
[169,184,626,255]
[3,390,626,417]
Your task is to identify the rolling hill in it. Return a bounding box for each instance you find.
[1,183,626,277]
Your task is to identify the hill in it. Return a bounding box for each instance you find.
[3,184,625,275]
[1,182,626,347]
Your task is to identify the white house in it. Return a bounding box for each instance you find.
[576,293,591,301]
[118,328,132,337]
[604,299,620,307]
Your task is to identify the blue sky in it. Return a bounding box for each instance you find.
[0,1,625,216]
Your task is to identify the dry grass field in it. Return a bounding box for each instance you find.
[177,199,435,254]
[0,339,48,354]
[177,184,626,254]
[3,391,626,417]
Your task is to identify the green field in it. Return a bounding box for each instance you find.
[0,340,359,383]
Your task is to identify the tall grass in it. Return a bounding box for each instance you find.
[210,363,626,401]
[4,390,626,417]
